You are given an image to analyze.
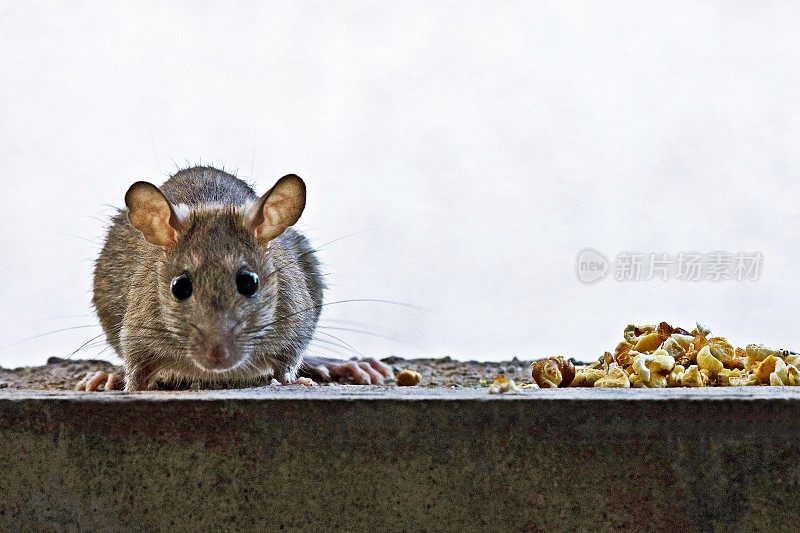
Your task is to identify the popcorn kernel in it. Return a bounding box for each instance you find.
[594,364,630,388]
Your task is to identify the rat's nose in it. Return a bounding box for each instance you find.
[208,344,227,367]
[196,320,238,371]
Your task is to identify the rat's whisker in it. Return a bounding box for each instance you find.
[267,298,424,330]
[313,330,364,358]
[304,342,353,360]
[316,325,411,346]
[308,338,360,359]
[94,345,116,358]
[10,324,103,347]
[76,335,178,354]
[299,230,368,257]
[68,332,111,358]
[263,230,366,281]
[56,232,104,246]
[317,317,381,329]
[43,312,98,321]
[185,321,204,336]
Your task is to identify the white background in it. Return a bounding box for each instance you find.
[2,1,799,367]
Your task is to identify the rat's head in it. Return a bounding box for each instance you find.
[124,175,306,373]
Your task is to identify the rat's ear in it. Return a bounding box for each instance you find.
[125,181,185,249]
[247,174,306,243]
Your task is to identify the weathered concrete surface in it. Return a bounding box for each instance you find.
[0,387,798,532]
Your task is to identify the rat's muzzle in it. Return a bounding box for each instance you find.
[193,322,241,372]
[206,344,231,369]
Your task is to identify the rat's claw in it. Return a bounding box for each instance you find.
[300,355,392,385]
[75,371,124,392]
[357,361,383,384]
[76,371,107,391]
[331,361,373,384]
[361,357,394,381]
[105,372,123,390]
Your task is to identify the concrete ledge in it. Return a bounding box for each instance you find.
[1,387,798,531]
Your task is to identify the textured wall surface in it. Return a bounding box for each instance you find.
[0,387,798,532]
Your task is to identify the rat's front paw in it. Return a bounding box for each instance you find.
[75,370,123,392]
[300,356,394,385]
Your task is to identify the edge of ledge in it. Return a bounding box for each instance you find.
[1,386,800,402]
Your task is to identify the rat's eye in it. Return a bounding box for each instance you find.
[171,272,192,301]
[236,269,259,297]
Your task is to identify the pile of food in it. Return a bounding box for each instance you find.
[526,322,800,389]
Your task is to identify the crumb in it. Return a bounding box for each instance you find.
[396,369,422,386]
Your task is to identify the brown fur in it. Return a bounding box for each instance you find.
[93,166,324,390]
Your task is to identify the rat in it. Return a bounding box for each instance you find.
[79,166,392,391]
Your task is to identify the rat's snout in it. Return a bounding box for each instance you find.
[200,340,237,372]
[207,343,229,368]
[194,320,241,372]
